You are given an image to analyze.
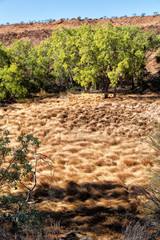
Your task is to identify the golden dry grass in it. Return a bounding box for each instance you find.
[0,93,160,238]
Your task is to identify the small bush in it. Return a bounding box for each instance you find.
[123,220,154,240]
[123,125,160,239]
[0,131,53,237]
[142,124,160,219]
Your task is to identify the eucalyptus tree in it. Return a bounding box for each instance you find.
[94,24,160,96]
[44,27,80,89]
[0,40,39,100]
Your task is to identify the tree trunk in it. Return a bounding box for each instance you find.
[86,82,92,93]
[131,77,135,90]
[113,86,117,98]
[104,81,110,99]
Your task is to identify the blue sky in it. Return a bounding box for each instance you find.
[0,0,160,24]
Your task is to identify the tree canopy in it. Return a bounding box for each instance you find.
[0,24,159,101]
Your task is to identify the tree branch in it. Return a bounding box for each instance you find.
[25,151,38,203]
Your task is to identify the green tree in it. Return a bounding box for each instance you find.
[94,25,160,97]
[0,40,39,100]
[7,40,40,93]
[35,39,56,92]
[115,26,160,89]
[94,24,122,97]
[0,63,28,100]
[73,24,98,91]
[0,25,159,101]
[0,42,10,68]
[44,27,80,89]
[0,130,39,189]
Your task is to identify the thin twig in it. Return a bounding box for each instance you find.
[25,152,38,203]
[19,181,30,191]
[60,231,87,240]
[36,153,55,164]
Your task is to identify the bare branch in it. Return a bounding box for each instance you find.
[18,151,55,205]
[142,187,160,208]
[25,152,38,203]
[36,153,55,164]
[60,231,88,240]
[19,181,30,191]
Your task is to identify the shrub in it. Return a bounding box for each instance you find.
[0,130,53,236]
[123,124,160,239]
[123,220,154,240]
[142,124,160,219]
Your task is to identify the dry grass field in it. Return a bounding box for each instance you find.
[0,93,160,239]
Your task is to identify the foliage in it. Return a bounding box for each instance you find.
[35,40,56,91]
[0,40,38,100]
[44,24,159,96]
[0,25,159,101]
[17,205,46,231]
[41,27,80,89]
[0,63,28,100]
[0,130,46,233]
[123,125,160,239]
[0,131,39,187]
[0,40,57,100]
[0,42,10,68]
[0,193,24,207]
[7,40,40,92]
[142,124,160,218]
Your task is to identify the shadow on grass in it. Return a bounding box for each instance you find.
[33,181,140,235]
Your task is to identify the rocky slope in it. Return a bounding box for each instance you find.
[0,15,160,46]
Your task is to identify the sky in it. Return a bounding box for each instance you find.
[0,0,160,25]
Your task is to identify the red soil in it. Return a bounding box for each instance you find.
[0,15,160,46]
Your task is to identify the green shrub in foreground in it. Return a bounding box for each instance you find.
[0,131,47,234]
